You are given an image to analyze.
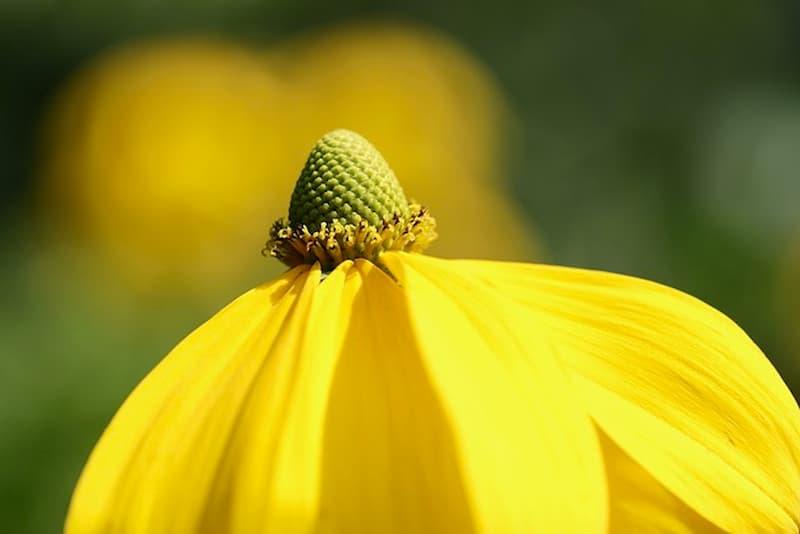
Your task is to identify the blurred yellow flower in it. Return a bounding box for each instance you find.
[40,39,293,295]
[67,131,800,533]
[40,24,535,297]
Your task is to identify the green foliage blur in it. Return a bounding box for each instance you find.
[2,0,800,531]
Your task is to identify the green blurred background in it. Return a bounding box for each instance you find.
[2,1,800,531]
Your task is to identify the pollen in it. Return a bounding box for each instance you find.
[267,129,437,271]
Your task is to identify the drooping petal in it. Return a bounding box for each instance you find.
[66,264,344,533]
[459,258,800,532]
[201,261,356,533]
[69,255,606,534]
[382,253,608,532]
[313,260,477,533]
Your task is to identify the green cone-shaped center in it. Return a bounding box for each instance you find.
[267,129,437,270]
[288,129,411,231]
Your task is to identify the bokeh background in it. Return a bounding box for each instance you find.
[2,1,800,531]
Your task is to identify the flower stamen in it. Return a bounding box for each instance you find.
[265,203,437,272]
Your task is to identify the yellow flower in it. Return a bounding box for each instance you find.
[39,26,535,297]
[67,131,800,533]
[39,38,292,295]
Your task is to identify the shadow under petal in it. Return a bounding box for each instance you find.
[315,264,476,533]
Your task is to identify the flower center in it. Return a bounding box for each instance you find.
[266,129,437,271]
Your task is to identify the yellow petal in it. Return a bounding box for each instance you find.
[201,262,356,533]
[313,260,476,533]
[70,256,606,533]
[66,264,336,533]
[600,429,722,533]
[460,259,800,532]
[382,253,607,532]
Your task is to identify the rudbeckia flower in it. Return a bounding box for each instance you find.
[68,130,800,533]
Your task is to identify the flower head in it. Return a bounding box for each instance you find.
[266,130,436,271]
[67,130,800,533]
